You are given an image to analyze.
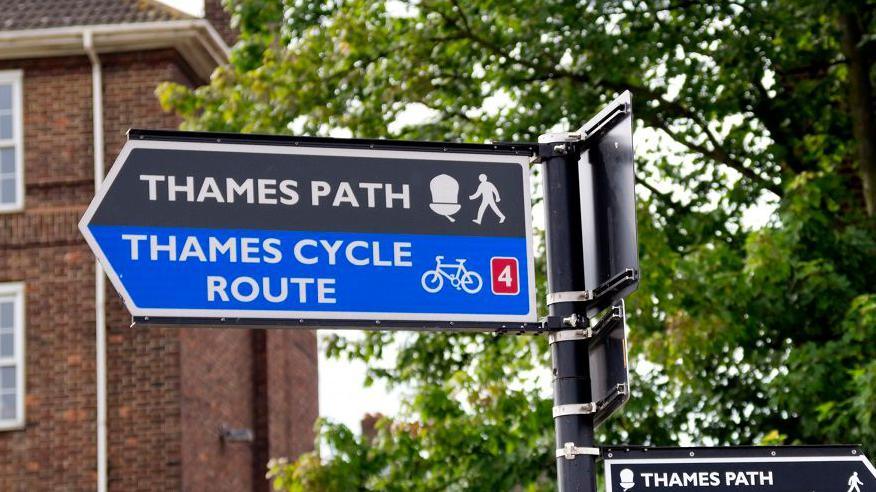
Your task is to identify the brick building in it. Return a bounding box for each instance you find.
[0,1,319,490]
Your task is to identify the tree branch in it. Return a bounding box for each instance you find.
[426,1,784,197]
[840,9,876,216]
[637,177,694,216]
[649,116,784,197]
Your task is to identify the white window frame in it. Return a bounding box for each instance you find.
[0,69,24,213]
[0,282,25,430]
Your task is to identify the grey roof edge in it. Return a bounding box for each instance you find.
[0,20,229,81]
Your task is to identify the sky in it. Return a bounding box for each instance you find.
[162,0,203,16]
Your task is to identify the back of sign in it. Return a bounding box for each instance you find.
[577,91,639,318]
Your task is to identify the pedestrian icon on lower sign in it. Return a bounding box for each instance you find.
[849,471,864,492]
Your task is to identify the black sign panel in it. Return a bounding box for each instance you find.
[577,91,639,318]
[79,130,538,329]
[91,147,528,237]
[589,300,630,428]
[603,446,876,492]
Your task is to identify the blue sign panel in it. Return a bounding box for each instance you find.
[79,132,537,328]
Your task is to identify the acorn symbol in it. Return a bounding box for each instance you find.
[429,174,462,222]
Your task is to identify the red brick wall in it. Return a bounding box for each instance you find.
[101,49,192,491]
[266,330,318,460]
[0,48,318,490]
[180,328,255,491]
[204,0,237,46]
[180,329,318,492]
[0,54,99,491]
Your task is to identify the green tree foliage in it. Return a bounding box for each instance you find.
[158,0,876,489]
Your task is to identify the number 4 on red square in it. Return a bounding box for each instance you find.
[490,257,520,295]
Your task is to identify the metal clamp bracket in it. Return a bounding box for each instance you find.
[553,402,598,418]
[546,270,638,307]
[546,290,593,305]
[540,313,587,331]
[548,328,593,344]
[537,132,582,161]
[556,442,600,460]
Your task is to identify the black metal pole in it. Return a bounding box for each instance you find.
[539,132,597,492]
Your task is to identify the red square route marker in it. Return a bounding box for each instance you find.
[490,257,519,295]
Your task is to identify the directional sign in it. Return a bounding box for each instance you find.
[79,130,537,329]
[603,446,876,492]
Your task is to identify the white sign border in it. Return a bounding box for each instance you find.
[79,138,538,324]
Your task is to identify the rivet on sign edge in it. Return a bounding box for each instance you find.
[689,451,695,457]
[852,449,858,455]
[770,451,776,456]
[607,453,613,458]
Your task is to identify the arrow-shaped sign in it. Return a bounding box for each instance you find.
[79,130,538,329]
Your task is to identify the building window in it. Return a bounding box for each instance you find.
[0,282,24,430]
[0,70,24,212]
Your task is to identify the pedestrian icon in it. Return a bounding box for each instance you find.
[469,173,505,224]
[428,174,462,222]
[420,256,483,294]
[849,471,864,492]
[619,468,635,491]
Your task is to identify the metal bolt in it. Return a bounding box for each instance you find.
[770,451,776,456]
[607,453,613,458]
[852,449,858,455]
[553,144,567,155]
[689,451,695,457]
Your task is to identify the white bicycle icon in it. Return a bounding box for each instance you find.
[420,256,483,294]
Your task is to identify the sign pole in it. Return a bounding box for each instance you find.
[540,132,597,492]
